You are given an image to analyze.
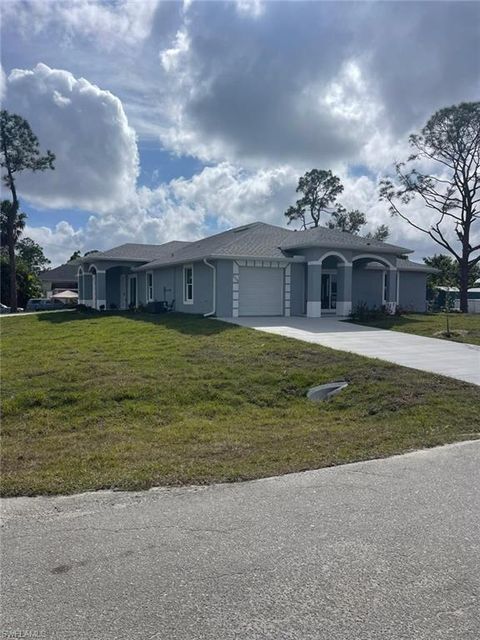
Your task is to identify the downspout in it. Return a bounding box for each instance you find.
[203,258,216,317]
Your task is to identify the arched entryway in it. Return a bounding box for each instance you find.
[89,265,97,309]
[351,255,398,312]
[306,252,351,317]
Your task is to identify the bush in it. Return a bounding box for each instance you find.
[349,302,406,322]
[109,303,117,310]
[76,304,98,313]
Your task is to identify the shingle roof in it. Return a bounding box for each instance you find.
[135,223,295,270]
[365,259,439,273]
[39,262,80,282]
[80,241,191,263]
[280,226,411,254]
[396,259,438,273]
[135,222,413,271]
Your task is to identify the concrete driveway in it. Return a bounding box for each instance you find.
[1,441,479,639]
[222,316,480,386]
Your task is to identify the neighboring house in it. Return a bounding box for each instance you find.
[433,286,480,313]
[77,222,437,317]
[39,262,79,299]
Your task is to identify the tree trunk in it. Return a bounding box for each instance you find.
[7,207,18,311]
[458,255,469,314]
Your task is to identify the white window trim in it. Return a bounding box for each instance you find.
[183,264,194,305]
[146,271,154,302]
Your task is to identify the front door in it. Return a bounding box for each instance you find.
[128,276,137,308]
[321,273,337,311]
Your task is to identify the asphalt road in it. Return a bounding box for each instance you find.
[1,441,479,640]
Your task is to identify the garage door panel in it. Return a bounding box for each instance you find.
[239,267,284,316]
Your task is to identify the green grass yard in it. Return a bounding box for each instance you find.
[1,311,478,497]
[349,312,480,345]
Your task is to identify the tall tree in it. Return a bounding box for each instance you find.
[0,111,55,311]
[328,208,390,240]
[379,102,480,312]
[285,169,343,228]
[16,238,50,274]
[68,250,82,262]
[424,253,480,290]
[285,169,390,240]
[327,207,366,234]
[366,224,390,242]
[0,200,26,247]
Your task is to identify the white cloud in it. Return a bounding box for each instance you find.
[170,163,298,227]
[235,0,265,19]
[5,63,139,212]
[160,29,190,73]
[0,64,6,102]
[24,157,477,266]
[25,221,85,266]
[2,0,158,50]
[24,163,300,265]
[3,3,478,266]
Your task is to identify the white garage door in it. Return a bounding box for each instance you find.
[239,267,284,316]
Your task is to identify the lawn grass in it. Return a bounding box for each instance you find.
[348,312,480,345]
[1,311,478,497]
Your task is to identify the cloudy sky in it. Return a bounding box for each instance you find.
[1,0,479,265]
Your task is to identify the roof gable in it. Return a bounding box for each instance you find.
[136,222,413,270]
[81,241,191,263]
[39,262,80,281]
[280,226,411,254]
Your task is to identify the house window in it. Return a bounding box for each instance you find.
[382,271,388,304]
[183,265,193,304]
[146,272,154,302]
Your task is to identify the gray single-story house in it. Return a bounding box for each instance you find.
[77,222,436,317]
[39,261,79,298]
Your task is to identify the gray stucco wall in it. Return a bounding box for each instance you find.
[149,261,214,314]
[149,261,228,315]
[174,261,214,314]
[399,272,428,312]
[151,267,175,304]
[352,267,383,308]
[216,260,233,318]
[292,248,354,263]
[135,272,146,306]
[291,247,398,269]
[290,262,306,315]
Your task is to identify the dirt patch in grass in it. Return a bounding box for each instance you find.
[1,311,478,496]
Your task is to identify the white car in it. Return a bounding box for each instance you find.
[0,303,11,314]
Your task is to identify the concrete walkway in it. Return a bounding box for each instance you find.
[222,316,480,385]
[2,441,479,639]
[0,309,75,318]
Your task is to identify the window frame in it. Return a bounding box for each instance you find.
[382,271,388,305]
[183,264,194,305]
[146,271,154,302]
